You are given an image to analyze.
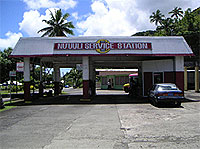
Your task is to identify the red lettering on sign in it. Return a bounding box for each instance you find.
[54,42,152,50]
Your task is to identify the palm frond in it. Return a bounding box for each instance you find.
[37,27,53,33]
[38,9,75,37]
[41,29,52,37]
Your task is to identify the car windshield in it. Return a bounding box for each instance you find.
[158,85,178,91]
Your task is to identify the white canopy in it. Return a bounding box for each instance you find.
[11,36,193,57]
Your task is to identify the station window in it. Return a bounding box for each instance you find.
[102,77,107,85]
[115,76,129,85]
[154,72,163,84]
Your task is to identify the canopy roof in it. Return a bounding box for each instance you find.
[11,36,193,57]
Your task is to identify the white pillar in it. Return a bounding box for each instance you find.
[53,65,60,95]
[24,57,31,101]
[83,56,89,80]
[175,56,184,71]
[175,56,184,91]
[53,65,60,82]
[82,56,90,99]
[39,60,44,96]
[89,59,96,96]
[24,57,30,82]
[40,61,43,82]
[184,67,188,91]
[195,66,199,92]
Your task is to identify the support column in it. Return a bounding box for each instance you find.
[195,66,199,92]
[184,67,188,91]
[89,60,96,96]
[54,65,60,96]
[39,61,44,97]
[175,56,184,92]
[82,56,90,100]
[24,57,31,101]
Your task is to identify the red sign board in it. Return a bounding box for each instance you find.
[16,62,24,72]
[54,39,152,52]
[9,71,16,77]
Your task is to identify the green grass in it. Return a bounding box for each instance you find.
[0,90,24,94]
[0,105,16,112]
[0,99,25,112]
[61,91,69,95]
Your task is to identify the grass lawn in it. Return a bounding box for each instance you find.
[0,100,23,112]
[0,105,16,112]
[0,90,24,94]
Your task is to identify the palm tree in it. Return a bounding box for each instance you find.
[150,9,165,26]
[169,7,183,19]
[157,18,174,35]
[38,9,75,37]
[68,68,82,88]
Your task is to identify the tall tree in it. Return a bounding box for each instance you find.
[169,7,183,19]
[0,48,20,83]
[150,9,165,26]
[157,18,174,36]
[38,9,75,37]
[68,68,82,88]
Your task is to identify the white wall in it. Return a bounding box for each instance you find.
[175,56,184,71]
[142,59,173,72]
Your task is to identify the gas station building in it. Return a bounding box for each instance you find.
[11,36,193,101]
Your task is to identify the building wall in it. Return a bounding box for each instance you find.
[98,71,137,76]
[100,74,130,90]
[142,58,184,96]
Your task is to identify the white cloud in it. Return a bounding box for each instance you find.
[19,9,56,37]
[77,0,200,36]
[77,0,153,36]
[0,32,23,50]
[23,0,77,10]
[72,12,78,20]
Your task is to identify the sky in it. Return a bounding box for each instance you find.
[0,0,199,74]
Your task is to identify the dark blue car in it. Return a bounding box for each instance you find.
[148,83,184,107]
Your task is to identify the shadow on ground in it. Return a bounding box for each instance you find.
[4,94,198,107]
[5,95,148,106]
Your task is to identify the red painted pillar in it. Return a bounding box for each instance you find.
[82,56,91,99]
[83,80,90,99]
[174,56,184,93]
[144,72,152,96]
[24,57,31,101]
[175,72,184,93]
[24,82,31,101]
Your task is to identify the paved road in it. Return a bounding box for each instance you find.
[0,101,199,149]
[63,87,128,95]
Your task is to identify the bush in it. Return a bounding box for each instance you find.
[11,85,23,92]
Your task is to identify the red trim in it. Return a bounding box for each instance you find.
[175,71,184,93]
[83,80,90,99]
[24,82,31,101]
[164,72,175,83]
[144,72,153,96]
[10,53,194,57]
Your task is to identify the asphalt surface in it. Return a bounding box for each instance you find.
[0,89,200,149]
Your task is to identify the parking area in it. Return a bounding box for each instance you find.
[0,92,199,149]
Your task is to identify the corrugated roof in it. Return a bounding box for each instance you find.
[11,36,193,57]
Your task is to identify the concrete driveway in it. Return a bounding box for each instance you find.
[0,99,199,149]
